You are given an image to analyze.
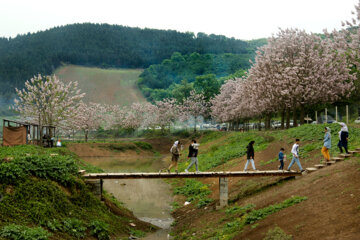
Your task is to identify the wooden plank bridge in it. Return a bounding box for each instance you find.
[83,170,302,208]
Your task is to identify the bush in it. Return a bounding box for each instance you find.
[173,179,213,208]
[62,218,87,239]
[134,141,153,150]
[263,226,293,240]
[0,224,51,240]
[89,220,110,240]
[0,155,78,185]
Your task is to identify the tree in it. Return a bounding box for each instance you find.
[72,102,105,142]
[248,28,355,125]
[194,74,220,101]
[155,98,180,132]
[171,79,194,103]
[13,74,85,133]
[180,91,210,132]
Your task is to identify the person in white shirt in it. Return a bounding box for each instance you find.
[287,139,305,172]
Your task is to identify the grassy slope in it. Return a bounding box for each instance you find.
[0,145,154,240]
[170,124,360,239]
[54,65,145,106]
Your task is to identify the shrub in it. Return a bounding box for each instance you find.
[134,141,153,150]
[62,218,87,239]
[263,226,293,240]
[89,220,110,240]
[0,224,51,240]
[173,179,213,208]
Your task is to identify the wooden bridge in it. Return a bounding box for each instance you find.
[83,170,302,208]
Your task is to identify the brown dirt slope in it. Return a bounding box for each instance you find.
[172,142,360,240]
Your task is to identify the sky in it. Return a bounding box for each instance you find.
[0,0,358,40]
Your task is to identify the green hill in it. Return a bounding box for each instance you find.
[54,65,145,106]
[0,23,266,98]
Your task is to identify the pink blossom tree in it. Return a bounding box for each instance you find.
[13,74,85,134]
[155,98,180,132]
[72,102,106,142]
[181,91,210,132]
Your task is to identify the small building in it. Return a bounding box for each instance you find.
[2,119,56,147]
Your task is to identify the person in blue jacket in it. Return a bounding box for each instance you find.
[321,127,331,162]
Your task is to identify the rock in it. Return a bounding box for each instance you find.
[184,201,191,206]
[129,223,136,227]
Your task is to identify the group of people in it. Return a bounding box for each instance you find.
[162,122,350,173]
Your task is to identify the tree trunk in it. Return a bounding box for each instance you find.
[281,109,285,129]
[293,106,298,127]
[194,117,197,133]
[300,104,305,125]
[286,108,290,129]
[258,118,262,131]
[85,130,88,142]
[265,114,271,130]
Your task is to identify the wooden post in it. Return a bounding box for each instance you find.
[335,106,338,122]
[346,105,349,124]
[325,108,328,123]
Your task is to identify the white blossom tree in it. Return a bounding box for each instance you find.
[181,91,210,132]
[72,102,106,142]
[13,74,85,134]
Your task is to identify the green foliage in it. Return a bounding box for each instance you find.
[89,220,110,240]
[133,141,153,151]
[263,226,293,240]
[1,23,266,99]
[0,154,78,185]
[225,204,255,215]
[0,224,51,240]
[100,143,137,152]
[129,228,145,238]
[173,179,213,208]
[217,196,307,240]
[62,218,86,239]
[244,196,307,224]
[194,74,220,101]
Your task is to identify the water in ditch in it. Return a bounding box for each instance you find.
[82,155,174,240]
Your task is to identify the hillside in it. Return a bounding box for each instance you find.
[0,23,266,98]
[0,145,155,239]
[167,124,360,239]
[55,65,145,106]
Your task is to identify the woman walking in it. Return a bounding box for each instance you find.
[338,122,349,154]
[321,127,331,162]
[167,140,181,173]
[244,141,256,171]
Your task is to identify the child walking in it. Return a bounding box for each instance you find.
[278,148,286,170]
[321,127,331,162]
[244,141,257,171]
[287,139,305,172]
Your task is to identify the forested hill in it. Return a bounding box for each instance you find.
[0,23,266,98]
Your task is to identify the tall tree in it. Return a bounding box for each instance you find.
[13,74,85,131]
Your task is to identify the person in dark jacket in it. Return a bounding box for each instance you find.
[244,141,256,171]
[338,122,349,154]
[185,139,200,173]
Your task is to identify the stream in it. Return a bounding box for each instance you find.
[82,155,174,240]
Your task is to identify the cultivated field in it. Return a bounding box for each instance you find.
[55,65,145,106]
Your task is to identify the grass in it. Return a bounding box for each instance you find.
[0,145,153,239]
[54,65,145,106]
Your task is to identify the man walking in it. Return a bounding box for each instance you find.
[185,139,200,173]
[287,139,305,172]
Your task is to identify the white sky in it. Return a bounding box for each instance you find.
[0,0,358,40]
